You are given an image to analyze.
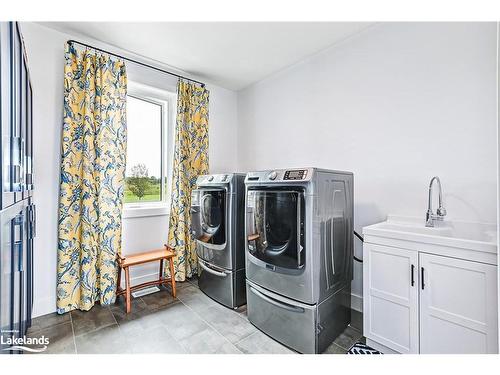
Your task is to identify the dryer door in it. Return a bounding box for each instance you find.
[191,188,231,269]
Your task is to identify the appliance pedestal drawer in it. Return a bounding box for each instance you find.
[246,280,317,353]
[198,259,245,309]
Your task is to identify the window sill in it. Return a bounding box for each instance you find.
[123,204,170,219]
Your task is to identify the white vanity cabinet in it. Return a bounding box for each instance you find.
[419,253,498,354]
[363,217,498,354]
[363,244,419,353]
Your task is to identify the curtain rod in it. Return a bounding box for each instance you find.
[67,39,205,87]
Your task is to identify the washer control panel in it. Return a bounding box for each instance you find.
[283,169,308,180]
[245,168,313,183]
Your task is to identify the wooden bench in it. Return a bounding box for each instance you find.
[116,245,176,313]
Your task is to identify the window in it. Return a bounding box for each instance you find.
[125,95,163,204]
[124,83,175,214]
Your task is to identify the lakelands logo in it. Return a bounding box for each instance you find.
[1,332,49,353]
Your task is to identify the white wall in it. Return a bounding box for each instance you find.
[496,21,500,350]
[20,22,238,317]
[237,22,498,307]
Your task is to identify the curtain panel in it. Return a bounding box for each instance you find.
[57,44,127,313]
[168,80,209,281]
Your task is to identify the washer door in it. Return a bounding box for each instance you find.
[246,189,305,271]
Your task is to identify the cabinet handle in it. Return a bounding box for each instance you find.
[13,214,24,272]
[411,264,415,286]
[421,267,425,290]
[12,164,21,185]
[32,204,36,238]
[27,204,36,239]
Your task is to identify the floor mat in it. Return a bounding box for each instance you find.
[347,342,382,354]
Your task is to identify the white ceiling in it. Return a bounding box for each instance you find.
[41,22,372,91]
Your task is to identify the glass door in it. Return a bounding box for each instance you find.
[11,211,23,353]
[11,22,23,197]
[0,208,14,352]
[192,188,226,248]
[1,23,15,208]
[0,201,25,354]
[246,189,305,271]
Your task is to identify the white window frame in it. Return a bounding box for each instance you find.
[123,81,176,219]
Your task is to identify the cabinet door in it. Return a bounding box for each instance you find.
[24,80,33,193]
[0,22,16,209]
[0,200,27,353]
[11,211,24,353]
[0,22,24,209]
[0,207,15,352]
[419,253,498,354]
[25,203,34,328]
[363,244,419,353]
[11,23,23,200]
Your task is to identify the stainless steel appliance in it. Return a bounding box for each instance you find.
[191,173,246,308]
[245,168,353,353]
[0,22,36,354]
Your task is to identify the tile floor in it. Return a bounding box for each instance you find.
[27,279,364,354]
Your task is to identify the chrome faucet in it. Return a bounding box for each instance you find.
[425,176,447,227]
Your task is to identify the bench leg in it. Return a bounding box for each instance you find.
[125,266,131,314]
[116,266,122,301]
[169,258,176,299]
[159,259,164,285]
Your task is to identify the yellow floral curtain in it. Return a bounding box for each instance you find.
[168,80,209,281]
[57,44,127,314]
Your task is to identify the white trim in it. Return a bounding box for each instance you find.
[32,271,167,318]
[351,292,363,312]
[124,81,176,211]
[32,296,57,319]
[123,205,169,219]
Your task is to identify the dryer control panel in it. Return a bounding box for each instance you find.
[197,174,232,185]
[283,169,308,180]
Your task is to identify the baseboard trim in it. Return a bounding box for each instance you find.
[34,274,363,318]
[32,296,57,319]
[33,272,165,319]
[351,292,363,312]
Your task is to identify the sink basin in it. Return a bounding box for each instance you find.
[375,222,455,237]
[363,215,497,256]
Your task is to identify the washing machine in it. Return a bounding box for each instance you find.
[244,168,354,353]
[191,173,246,308]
